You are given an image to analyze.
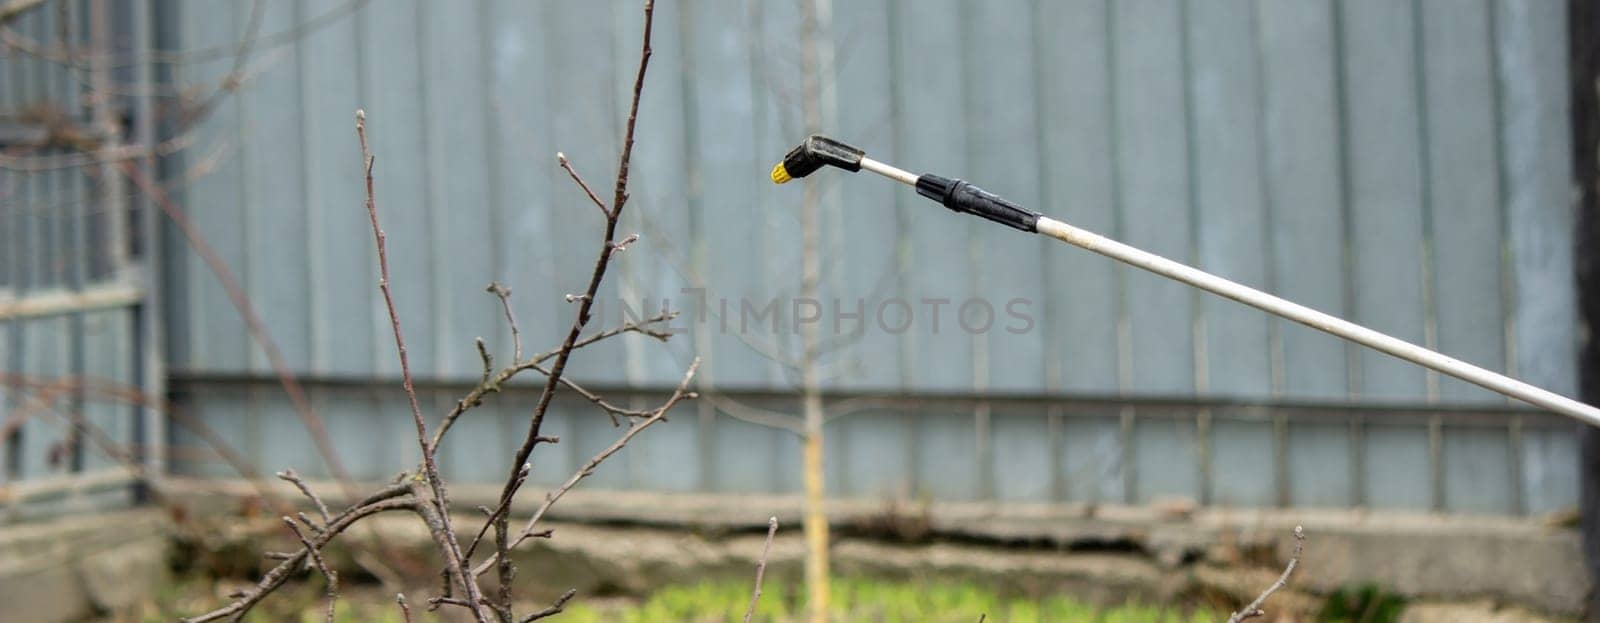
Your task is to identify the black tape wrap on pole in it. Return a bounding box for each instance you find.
[915,174,1041,233]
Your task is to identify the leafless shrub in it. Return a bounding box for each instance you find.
[177,2,702,621]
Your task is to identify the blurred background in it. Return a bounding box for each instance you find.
[0,0,1591,621]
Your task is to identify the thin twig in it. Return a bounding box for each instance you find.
[283,517,339,623]
[744,516,780,623]
[429,311,676,452]
[558,151,611,219]
[278,468,330,525]
[463,462,531,561]
[472,359,698,579]
[527,361,655,425]
[475,337,494,385]
[519,589,578,623]
[180,496,417,623]
[507,359,696,550]
[357,110,488,623]
[487,282,523,362]
[1226,526,1306,623]
[397,594,414,623]
[488,4,657,610]
[702,391,804,435]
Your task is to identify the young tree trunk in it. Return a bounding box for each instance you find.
[798,116,829,623]
[798,1,831,621]
[801,389,829,623]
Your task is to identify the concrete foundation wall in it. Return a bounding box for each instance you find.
[0,510,168,623]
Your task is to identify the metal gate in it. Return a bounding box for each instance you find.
[0,0,162,522]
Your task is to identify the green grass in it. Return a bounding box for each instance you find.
[130,576,1223,622]
[556,577,1223,623]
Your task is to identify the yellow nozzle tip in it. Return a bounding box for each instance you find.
[770,163,791,184]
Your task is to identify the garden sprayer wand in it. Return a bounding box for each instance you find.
[771,135,1600,427]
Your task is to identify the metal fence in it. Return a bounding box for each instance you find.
[0,0,161,521]
[3,0,1581,518]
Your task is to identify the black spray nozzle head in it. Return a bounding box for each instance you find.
[771,135,864,184]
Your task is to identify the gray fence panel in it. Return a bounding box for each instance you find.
[427,1,500,381]
[836,409,913,499]
[1363,424,1433,511]
[1113,0,1196,396]
[242,1,312,375]
[891,0,973,392]
[1060,410,1124,504]
[301,0,373,378]
[151,0,1583,516]
[992,409,1053,502]
[964,1,1047,394]
[1288,420,1355,508]
[831,0,902,391]
[1342,0,1430,403]
[915,408,982,501]
[1210,416,1274,508]
[174,0,251,374]
[750,0,803,390]
[357,0,435,380]
[19,317,68,480]
[1257,0,1351,401]
[1443,425,1514,514]
[610,0,696,388]
[1500,0,1578,398]
[1524,426,1579,514]
[317,387,388,483]
[1187,0,1273,400]
[1037,0,1120,395]
[685,0,769,389]
[1133,410,1203,504]
[1421,0,1508,404]
[81,310,134,474]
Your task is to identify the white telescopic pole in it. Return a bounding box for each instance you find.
[855,159,1600,427]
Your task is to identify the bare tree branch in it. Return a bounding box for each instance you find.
[482,4,659,615]
[487,282,523,362]
[518,588,577,623]
[111,1,683,619]
[744,516,779,623]
[357,110,488,623]
[463,462,531,562]
[472,358,700,578]
[703,391,804,435]
[283,516,340,623]
[558,151,612,219]
[1226,526,1306,623]
[180,493,417,623]
[278,468,331,525]
[429,310,677,452]
[526,361,657,426]
[397,594,414,623]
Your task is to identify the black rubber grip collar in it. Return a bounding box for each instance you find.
[914,174,1041,233]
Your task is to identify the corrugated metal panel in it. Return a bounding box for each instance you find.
[156,0,1580,515]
